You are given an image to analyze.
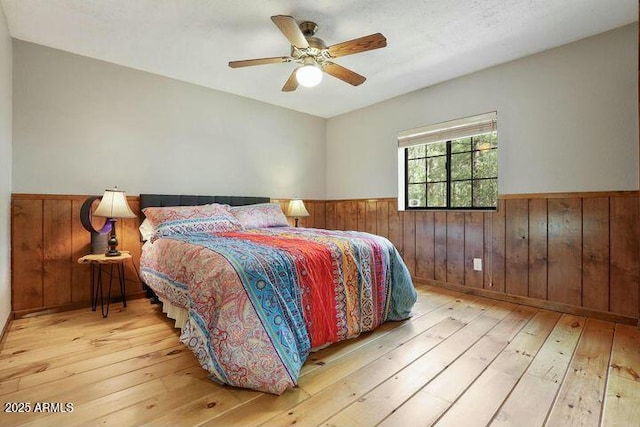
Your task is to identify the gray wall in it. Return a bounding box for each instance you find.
[12,24,639,202]
[0,2,11,333]
[12,41,327,199]
[326,24,639,199]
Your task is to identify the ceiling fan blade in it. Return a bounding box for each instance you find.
[327,33,387,58]
[323,62,366,86]
[282,68,299,92]
[228,56,291,68]
[271,15,309,49]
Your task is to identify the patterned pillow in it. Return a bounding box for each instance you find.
[231,203,289,228]
[143,204,242,240]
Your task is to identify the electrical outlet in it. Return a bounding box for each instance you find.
[473,258,482,271]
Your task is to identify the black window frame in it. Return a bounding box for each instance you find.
[404,134,497,211]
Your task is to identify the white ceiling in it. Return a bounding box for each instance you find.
[1,0,637,118]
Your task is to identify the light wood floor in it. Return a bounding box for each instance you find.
[0,284,638,427]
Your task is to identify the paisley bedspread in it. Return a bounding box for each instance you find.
[140,227,417,394]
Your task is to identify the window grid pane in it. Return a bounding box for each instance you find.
[427,183,446,207]
[408,183,426,207]
[407,158,426,184]
[427,156,447,182]
[405,130,497,210]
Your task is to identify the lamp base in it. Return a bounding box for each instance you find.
[105,249,121,257]
[105,218,120,256]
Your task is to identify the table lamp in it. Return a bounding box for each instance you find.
[93,187,136,256]
[287,199,309,227]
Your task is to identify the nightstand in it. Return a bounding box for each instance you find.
[78,251,131,317]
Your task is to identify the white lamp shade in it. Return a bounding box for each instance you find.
[296,64,323,87]
[287,199,310,218]
[93,188,136,219]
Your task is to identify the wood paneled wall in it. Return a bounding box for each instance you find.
[319,193,640,320]
[10,193,640,321]
[11,194,144,317]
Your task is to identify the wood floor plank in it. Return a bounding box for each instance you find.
[300,286,459,377]
[94,380,228,426]
[95,377,248,427]
[143,386,256,427]
[0,354,198,426]
[262,304,493,427]
[321,302,517,426]
[300,294,493,396]
[9,308,173,342]
[0,286,637,427]
[0,326,175,384]
[3,305,169,341]
[0,323,176,379]
[0,378,18,396]
[489,314,586,426]
[601,324,640,427]
[0,347,194,412]
[16,335,180,390]
[545,318,614,427]
[21,379,169,427]
[1,311,171,355]
[199,387,310,427]
[3,304,164,344]
[224,294,493,426]
[431,310,561,427]
[378,305,538,427]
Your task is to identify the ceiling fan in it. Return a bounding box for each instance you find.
[228,15,387,92]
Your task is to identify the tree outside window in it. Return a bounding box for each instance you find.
[405,130,497,210]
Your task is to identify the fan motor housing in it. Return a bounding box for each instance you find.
[291,36,327,60]
[306,37,326,50]
[299,21,319,37]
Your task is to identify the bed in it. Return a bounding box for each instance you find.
[139,194,417,394]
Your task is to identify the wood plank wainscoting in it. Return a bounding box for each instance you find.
[10,192,640,324]
[11,194,145,318]
[320,193,639,324]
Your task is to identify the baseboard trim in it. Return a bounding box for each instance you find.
[0,311,12,352]
[12,291,148,320]
[416,278,640,326]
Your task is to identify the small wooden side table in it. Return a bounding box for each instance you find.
[78,251,131,318]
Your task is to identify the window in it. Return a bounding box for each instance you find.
[398,112,497,210]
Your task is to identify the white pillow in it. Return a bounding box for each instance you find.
[231,203,289,228]
[139,218,155,241]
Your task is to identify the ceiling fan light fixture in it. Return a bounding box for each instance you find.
[229,15,387,92]
[296,61,323,87]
